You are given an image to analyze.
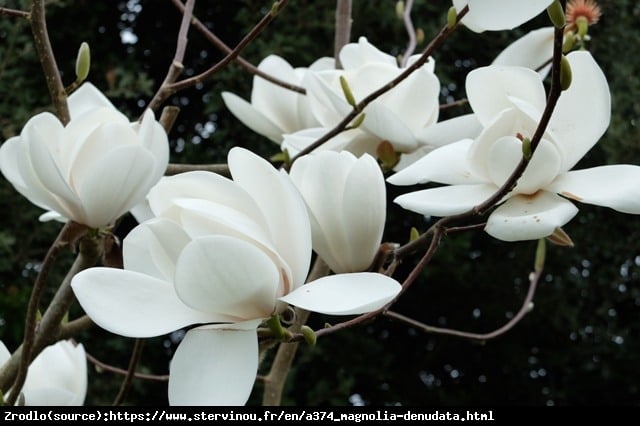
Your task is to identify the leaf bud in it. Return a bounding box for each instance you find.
[547,0,566,28]
[75,42,91,82]
[560,55,572,91]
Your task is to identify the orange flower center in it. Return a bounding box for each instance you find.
[566,0,602,25]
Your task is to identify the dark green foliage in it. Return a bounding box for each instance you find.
[0,0,638,406]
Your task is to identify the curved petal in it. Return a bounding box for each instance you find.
[135,109,170,180]
[340,154,386,272]
[168,325,259,406]
[221,91,284,143]
[174,236,280,320]
[466,66,546,127]
[485,191,579,241]
[279,273,401,315]
[0,341,10,364]
[548,165,640,214]
[361,102,418,152]
[339,37,398,69]
[492,27,555,78]
[67,83,115,120]
[123,218,191,281]
[71,268,232,338]
[415,113,482,148]
[77,145,156,227]
[229,148,311,290]
[394,184,499,217]
[251,55,303,133]
[487,136,561,194]
[387,139,483,186]
[23,341,87,406]
[460,0,552,32]
[548,51,611,171]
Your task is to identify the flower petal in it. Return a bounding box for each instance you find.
[485,191,578,241]
[279,273,401,315]
[221,91,285,143]
[174,236,280,320]
[339,37,398,69]
[492,27,555,78]
[388,139,483,186]
[460,0,552,32]
[229,148,311,290]
[466,65,546,127]
[67,83,115,120]
[168,325,259,406]
[394,184,499,217]
[415,113,483,148]
[71,268,231,338]
[548,51,611,171]
[548,165,640,214]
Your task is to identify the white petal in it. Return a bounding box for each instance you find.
[221,91,285,143]
[339,37,398,69]
[394,184,499,217]
[492,27,555,78]
[168,326,258,406]
[123,218,191,281]
[388,139,483,186]
[548,51,611,171]
[416,113,483,148]
[0,340,10,364]
[229,148,311,290]
[486,136,561,194]
[174,236,280,320]
[67,83,115,120]
[71,268,232,338]
[485,191,578,241]
[466,66,546,127]
[341,154,386,272]
[548,165,640,214]
[462,0,552,32]
[135,109,170,180]
[361,102,418,152]
[280,273,401,315]
[77,145,156,227]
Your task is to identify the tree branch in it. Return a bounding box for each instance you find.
[333,0,352,69]
[400,0,417,67]
[86,351,169,382]
[0,7,30,18]
[113,339,146,405]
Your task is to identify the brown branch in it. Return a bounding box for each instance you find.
[165,163,230,176]
[286,6,470,170]
[170,0,305,94]
[86,351,169,382]
[262,258,330,406]
[0,7,30,18]
[149,0,290,111]
[333,0,352,69]
[400,0,417,67]
[439,98,468,110]
[30,0,69,124]
[113,339,145,405]
[384,258,543,341]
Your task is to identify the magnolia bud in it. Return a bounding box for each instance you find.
[301,325,316,346]
[409,227,420,242]
[547,0,566,28]
[521,137,532,160]
[416,28,425,44]
[560,54,572,91]
[576,15,589,38]
[395,1,404,19]
[562,32,577,52]
[376,140,399,171]
[350,113,365,129]
[75,42,91,82]
[447,6,458,29]
[534,238,546,272]
[339,75,358,109]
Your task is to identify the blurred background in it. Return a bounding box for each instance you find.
[0,0,639,406]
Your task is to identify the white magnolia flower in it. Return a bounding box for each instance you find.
[221,55,333,143]
[0,83,169,228]
[389,51,640,241]
[290,151,386,273]
[301,37,440,154]
[71,147,401,405]
[453,0,554,32]
[0,339,87,406]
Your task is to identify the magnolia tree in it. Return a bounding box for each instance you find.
[0,0,636,406]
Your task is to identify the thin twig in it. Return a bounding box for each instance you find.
[30,0,69,124]
[384,262,542,341]
[333,0,352,69]
[439,98,468,110]
[86,351,169,382]
[165,163,230,176]
[170,0,305,94]
[5,222,75,405]
[0,7,30,18]
[149,0,290,111]
[286,6,470,169]
[400,0,416,67]
[113,339,146,405]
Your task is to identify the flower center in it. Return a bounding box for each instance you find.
[566,0,601,26]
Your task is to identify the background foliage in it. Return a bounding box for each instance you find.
[0,0,639,406]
